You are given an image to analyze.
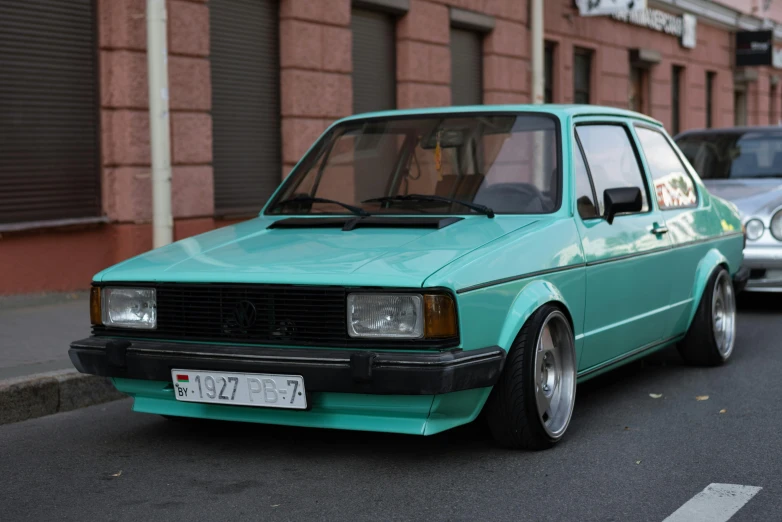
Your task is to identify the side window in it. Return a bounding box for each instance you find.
[575,125,649,215]
[635,127,698,209]
[574,140,598,219]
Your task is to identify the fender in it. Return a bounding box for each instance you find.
[497,279,573,352]
[687,248,729,329]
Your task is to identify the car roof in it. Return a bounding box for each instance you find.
[333,104,663,127]
[675,125,782,139]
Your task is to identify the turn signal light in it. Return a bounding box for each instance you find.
[90,287,102,325]
[424,294,458,338]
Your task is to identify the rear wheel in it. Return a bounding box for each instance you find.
[678,267,736,366]
[485,305,577,450]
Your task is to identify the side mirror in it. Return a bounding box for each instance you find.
[604,187,643,224]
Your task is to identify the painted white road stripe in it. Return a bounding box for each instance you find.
[663,483,762,522]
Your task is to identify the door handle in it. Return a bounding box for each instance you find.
[651,225,669,235]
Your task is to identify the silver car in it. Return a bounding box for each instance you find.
[676,127,782,292]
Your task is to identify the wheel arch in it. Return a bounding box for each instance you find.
[686,248,729,329]
[497,279,575,352]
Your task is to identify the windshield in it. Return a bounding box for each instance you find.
[266,114,560,215]
[676,131,782,179]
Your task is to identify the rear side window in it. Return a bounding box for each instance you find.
[575,125,649,215]
[635,127,698,209]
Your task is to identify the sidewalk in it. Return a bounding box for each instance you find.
[0,292,89,379]
[0,292,125,424]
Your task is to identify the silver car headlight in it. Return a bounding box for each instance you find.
[745,218,765,241]
[771,210,782,241]
[347,294,423,338]
[102,287,157,329]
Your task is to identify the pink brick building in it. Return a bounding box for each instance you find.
[2,0,782,294]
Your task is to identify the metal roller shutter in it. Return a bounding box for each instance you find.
[352,9,396,114]
[211,0,280,217]
[450,28,483,106]
[0,0,100,225]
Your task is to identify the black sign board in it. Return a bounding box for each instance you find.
[736,30,773,66]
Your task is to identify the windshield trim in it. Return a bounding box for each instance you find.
[261,111,563,217]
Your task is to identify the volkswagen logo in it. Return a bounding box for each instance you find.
[232,300,257,329]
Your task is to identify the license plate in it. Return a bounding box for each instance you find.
[171,370,307,410]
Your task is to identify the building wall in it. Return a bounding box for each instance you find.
[1,0,217,295]
[544,1,737,129]
[279,0,352,177]
[717,0,782,22]
[3,0,782,295]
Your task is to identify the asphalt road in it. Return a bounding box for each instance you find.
[1,295,780,522]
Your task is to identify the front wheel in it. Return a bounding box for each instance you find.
[485,305,577,450]
[678,267,736,366]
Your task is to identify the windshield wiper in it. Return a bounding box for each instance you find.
[363,194,495,218]
[270,195,370,217]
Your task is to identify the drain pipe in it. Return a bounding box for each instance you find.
[147,0,173,248]
[530,0,545,187]
[530,0,544,104]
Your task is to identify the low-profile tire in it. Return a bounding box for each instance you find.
[484,304,577,451]
[678,266,737,366]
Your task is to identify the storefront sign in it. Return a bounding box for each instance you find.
[576,0,646,16]
[612,9,697,49]
[736,31,774,67]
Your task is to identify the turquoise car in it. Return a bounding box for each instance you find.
[70,105,747,450]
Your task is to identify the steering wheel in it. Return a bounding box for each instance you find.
[474,182,546,213]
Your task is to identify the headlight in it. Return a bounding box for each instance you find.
[347,293,457,339]
[745,218,764,241]
[102,287,157,329]
[771,210,782,241]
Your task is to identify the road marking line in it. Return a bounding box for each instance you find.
[663,483,762,522]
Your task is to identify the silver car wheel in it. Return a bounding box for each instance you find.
[712,270,736,360]
[533,311,576,439]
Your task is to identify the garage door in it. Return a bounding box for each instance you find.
[211,0,280,217]
[0,0,100,225]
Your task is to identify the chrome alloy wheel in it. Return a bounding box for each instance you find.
[712,270,736,360]
[533,311,576,439]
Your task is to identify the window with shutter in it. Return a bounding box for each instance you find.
[672,66,683,135]
[573,48,592,105]
[451,28,483,106]
[211,0,281,217]
[544,42,555,104]
[0,0,100,225]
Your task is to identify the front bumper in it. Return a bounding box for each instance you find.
[69,337,506,395]
[742,245,782,291]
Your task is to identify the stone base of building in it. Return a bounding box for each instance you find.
[0,217,243,295]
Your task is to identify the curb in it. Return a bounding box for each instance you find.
[0,370,127,425]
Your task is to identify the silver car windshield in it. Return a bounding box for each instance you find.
[677,131,782,179]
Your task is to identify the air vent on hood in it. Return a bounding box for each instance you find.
[267,216,463,231]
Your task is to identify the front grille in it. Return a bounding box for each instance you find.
[93,283,458,349]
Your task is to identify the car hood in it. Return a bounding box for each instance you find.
[703,179,782,218]
[96,216,538,287]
